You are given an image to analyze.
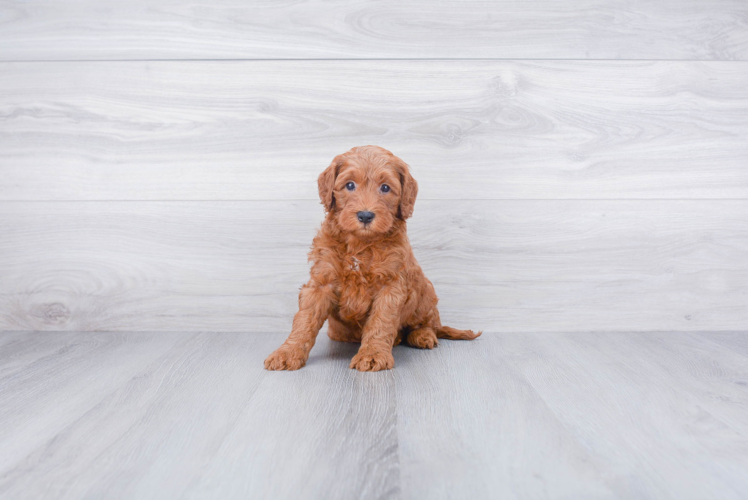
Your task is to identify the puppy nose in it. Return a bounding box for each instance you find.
[357,211,375,224]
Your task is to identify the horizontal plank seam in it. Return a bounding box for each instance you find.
[2,58,748,63]
[1,199,747,203]
[1,331,744,335]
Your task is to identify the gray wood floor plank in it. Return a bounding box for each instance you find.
[2,331,747,498]
[0,332,275,500]
[2,61,748,201]
[2,200,746,333]
[0,332,24,349]
[395,332,748,499]
[1,0,746,61]
[394,336,615,499]
[182,335,399,500]
[0,331,85,378]
[695,331,748,359]
[593,332,748,437]
[0,332,187,476]
[506,332,748,499]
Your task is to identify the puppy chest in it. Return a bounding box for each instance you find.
[337,279,375,322]
[336,257,377,321]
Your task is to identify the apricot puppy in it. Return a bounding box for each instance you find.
[264,146,481,372]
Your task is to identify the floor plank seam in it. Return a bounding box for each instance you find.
[3,58,748,63]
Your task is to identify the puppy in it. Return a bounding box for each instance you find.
[264,145,481,372]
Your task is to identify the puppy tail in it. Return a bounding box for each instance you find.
[436,326,482,340]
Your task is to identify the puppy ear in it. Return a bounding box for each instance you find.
[318,155,343,211]
[396,160,419,220]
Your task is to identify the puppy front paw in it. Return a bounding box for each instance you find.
[264,346,307,371]
[350,346,395,372]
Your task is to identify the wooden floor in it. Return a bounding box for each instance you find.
[1,331,747,499]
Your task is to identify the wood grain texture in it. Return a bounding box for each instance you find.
[696,331,748,358]
[511,332,748,498]
[183,338,399,500]
[2,60,748,201]
[0,332,398,500]
[0,0,747,61]
[395,331,748,499]
[2,331,747,498]
[0,332,188,476]
[1,199,746,333]
[395,333,614,499]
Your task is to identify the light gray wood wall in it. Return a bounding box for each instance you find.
[1,201,747,332]
[1,1,747,333]
[1,0,747,60]
[3,61,748,201]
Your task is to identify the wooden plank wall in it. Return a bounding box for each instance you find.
[1,1,747,332]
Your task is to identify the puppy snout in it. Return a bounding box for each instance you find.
[357,211,375,224]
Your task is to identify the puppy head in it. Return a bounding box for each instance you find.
[318,145,418,237]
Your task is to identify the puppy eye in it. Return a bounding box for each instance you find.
[345,182,356,191]
[380,184,390,193]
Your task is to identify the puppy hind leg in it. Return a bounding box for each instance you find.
[406,326,438,349]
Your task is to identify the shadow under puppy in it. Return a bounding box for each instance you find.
[265,145,481,372]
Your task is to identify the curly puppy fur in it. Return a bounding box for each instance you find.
[265,146,481,372]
